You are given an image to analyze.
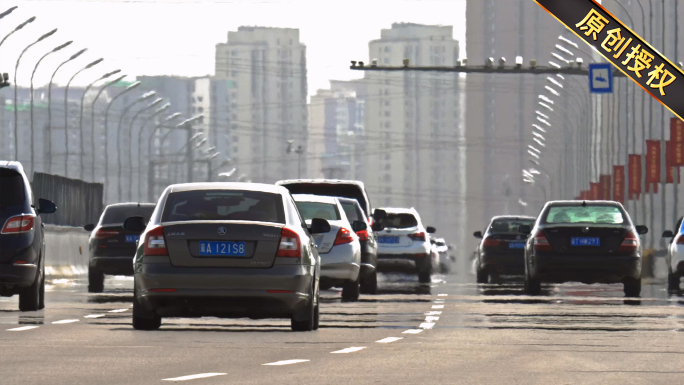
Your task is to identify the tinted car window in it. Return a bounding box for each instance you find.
[101,206,155,225]
[545,206,625,224]
[295,202,341,221]
[0,170,26,209]
[280,183,369,216]
[340,202,361,222]
[383,213,418,229]
[161,190,285,223]
[489,219,534,234]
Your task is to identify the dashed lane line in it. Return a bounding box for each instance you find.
[419,322,435,329]
[376,337,403,344]
[84,315,104,319]
[108,309,128,313]
[162,373,227,381]
[402,329,423,334]
[263,359,310,366]
[7,326,39,331]
[425,316,439,322]
[425,311,442,316]
[437,294,448,296]
[331,347,366,354]
[431,305,444,309]
[52,319,79,324]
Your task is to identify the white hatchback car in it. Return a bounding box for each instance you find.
[375,207,436,283]
[662,217,684,291]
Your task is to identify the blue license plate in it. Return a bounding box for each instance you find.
[199,241,246,256]
[378,236,400,244]
[508,242,525,249]
[571,237,600,246]
[125,235,139,243]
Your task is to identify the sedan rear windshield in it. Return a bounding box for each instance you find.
[295,202,341,221]
[545,206,625,225]
[340,201,364,222]
[0,170,26,209]
[161,190,285,223]
[101,206,155,225]
[489,219,534,234]
[383,213,418,229]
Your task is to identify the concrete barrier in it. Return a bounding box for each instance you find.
[44,225,90,278]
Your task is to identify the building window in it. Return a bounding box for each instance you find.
[197,96,203,102]
[197,107,204,113]
[384,46,391,53]
[384,111,390,117]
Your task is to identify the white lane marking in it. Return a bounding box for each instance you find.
[84,314,104,319]
[425,316,440,322]
[419,322,435,329]
[376,337,403,344]
[432,305,444,309]
[437,294,448,296]
[331,347,366,354]
[403,329,423,334]
[425,311,442,316]
[433,299,445,303]
[7,326,39,331]
[263,359,310,366]
[108,308,128,313]
[162,373,227,381]
[52,319,79,324]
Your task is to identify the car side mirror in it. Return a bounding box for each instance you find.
[372,209,387,222]
[37,198,56,214]
[518,225,532,235]
[473,231,483,239]
[636,225,648,235]
[123,216,146,232]
[309,218,331,234]
[426,226,436,234]
[84,224,95,232]
[662,230,674,238]
[352,220,367,232]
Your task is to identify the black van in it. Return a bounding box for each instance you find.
[0,161,56,311]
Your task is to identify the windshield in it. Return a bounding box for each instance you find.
[489,219,534,234]
[545,206,625,225]
[101,206,155,225]
[383,213,418,229]
[295,201,341,221]
[161,190,285,223]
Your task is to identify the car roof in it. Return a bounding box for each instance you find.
[378,207,418,215]
[168,182,285,195]
[545,200,623,207]
[337,197,361,205]
[490,215,536,221]
[292,194,338,204]
[0,161,25,174]
[105,202,156,209]
[276,179,365,188]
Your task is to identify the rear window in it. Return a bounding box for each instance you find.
[340,201,363,222]
[295,202,341,221]
[383,213,418,229]
[161,190,285,223]
[101,205,155,225]
[489,219,534,234]
[0,170,26,209]
[279,183,369,216]
[545,206,625,225]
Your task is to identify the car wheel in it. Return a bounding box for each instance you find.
[524,273,541,295]
[342,277,360,302]
[668,272,680,292]
[19,267,42,312]
[360,271,378,294]
[132,285,161,331]
[623,277,641,297]
[88,266,104,293]
[476,268,488,284]
[292,282,316,332]
[313,289,320,331]
[38,269,45,310]
[418,271,431,284]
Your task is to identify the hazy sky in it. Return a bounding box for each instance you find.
[0,0,466,96]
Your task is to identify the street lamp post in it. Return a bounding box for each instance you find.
[103,81,141,203]
[47,48,86,174]
[79,69,121,180]
[136,104,170,200]
[0,6,18,20]
[13,28,57,164]
[0,16,35,47]
[286,140,304,178]
[64,58,103,178]
[89,74,126,181]
[116,91,156,201]
[125,97,163,201]
[30,40,72,174]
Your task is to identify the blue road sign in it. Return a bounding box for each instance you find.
[588,63,614,94]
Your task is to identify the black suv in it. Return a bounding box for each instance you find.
[0,161,56,311]
[84,203,155,292]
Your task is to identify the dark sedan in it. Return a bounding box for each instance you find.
[474,215,536,283]
[520,200,647,297]
[338,197,379,294]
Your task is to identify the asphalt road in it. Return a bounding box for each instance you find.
[1,267,683,385]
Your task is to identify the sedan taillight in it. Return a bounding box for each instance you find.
[1,214,35,234]
[356,229,369,242]
[408,232,426,242]
[677,236,684,245]
[277,227,301,258]
[482,237,501,247]
[618,230,639,251]
[334,228,355,246]
[533,230,552,252]
[143,226,167,256]
[95,229,119,239]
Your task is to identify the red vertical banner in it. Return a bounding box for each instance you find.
[589,183,600,200]
[645,140,660,193]
[580,190,590,200]
[599,175,611,200]
[613,165,625,204]
[628,154,642,200]
[665,141,681,184]
[671,118,684,166]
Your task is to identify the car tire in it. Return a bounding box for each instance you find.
[418,271,431,284]
[132,286,162,331]
[524,273,541,295]
[476,268,488,284]
[360,271,378,294]
[313,290,320,331]
[342,277,360,302]
[623,277,641,297]
[292,283,316,332]
[38,271,45,310]
[19,266,43,312]
[440,263,450,274]
[88,266,104,293]
[667,272,680,291]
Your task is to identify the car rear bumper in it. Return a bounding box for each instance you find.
[91,256,134,275]
[480,253,525,275]
[377,253,432,274]
[532,254,641,283]
[136,261,314,319]
[0,263,37,289]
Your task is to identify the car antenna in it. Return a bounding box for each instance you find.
[582,200,587,207]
